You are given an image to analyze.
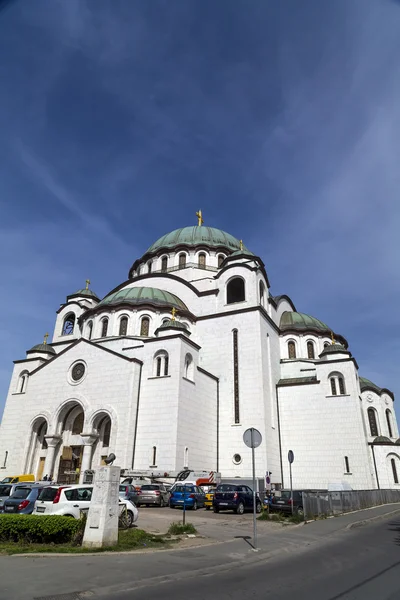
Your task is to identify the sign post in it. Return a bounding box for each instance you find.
[243,427,262,550]
[288,450,294,515]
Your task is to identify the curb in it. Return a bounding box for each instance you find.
[346,507,400,530]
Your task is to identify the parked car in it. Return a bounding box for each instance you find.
[34,485,139,526]
[0,483,34,513]
[213,484,262,514]
[0,474,35,484]
[137,484,170,507]
[119,484,139,505]
[204,486,216,510]
[270,490,304,515]
[169,484,205,510]
[3,485,48,515]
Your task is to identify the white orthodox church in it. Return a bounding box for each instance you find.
[0,216,399,491]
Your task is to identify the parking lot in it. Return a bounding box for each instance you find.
[136,505,282,542]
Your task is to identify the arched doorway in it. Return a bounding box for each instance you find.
[91,412,113,468]
[55,401,85,484]
[25,418,48,480]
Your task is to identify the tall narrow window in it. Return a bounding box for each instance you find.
[198,253,206,269]
[330,377,337,396]
[179,253,187,269]
[164,354,169,376]
[386,410,393,438]
[103,420,111,447]
[391,458,399,484]
[101,318,108,337]
[218,255,225,268]
[227,278,245,304]
[338,377,345,395]
[152,446,157,466]
[62,313,75,335]
[233,329,240,424]
[119,316,128,336]
[184,447,189,468]
[368,408,379,437]
[87,321,93,340]
[307,341,315,359]
[344,456,350,473]
[148,262,152,274]
[156,357,162,377]
[19,373,28,393]
[3,451,8,468]
[288,341,296,359]
[140,317,150,337]
[161,257,168,272]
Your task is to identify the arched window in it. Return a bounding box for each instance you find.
[161,256,168,273]
[329,373,346,396]
[391,458,399,484]
[87,321,93,340]
[330,377,337,395]
[368,408,379,437]
[140,317,150,337]
[218,255,225,268]
[184,447,189,469]
[184,353,194,380]
[103,420,111,447]
[307,341,315,359]
[227,277,245,304]
[72,412,84,435]
[179,253,187,269]
[62,313,75,335]
[119,316,128,336]
[198,253,206,269]
[338,376,345,395]
[18,372,29,394]
[324,342,330,348]
[151,446,157,467]
[386,409,393,438]
[288,341,296,359]
[154,351,169,377]
[148,261,152,274]
[101,318,109,338]
[259,281,266,307]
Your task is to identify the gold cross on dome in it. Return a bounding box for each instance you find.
[239,239,244,251]
[85,279,91,290]
[196,210,204,226]
[43,332,49,345]
[171,307,177,321]
[331,331,336,344]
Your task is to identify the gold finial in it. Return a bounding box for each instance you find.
[43,333,49,345]
[331,331,335,344]
[171,307,177,321]
[239,239,244,251]
[85,279,90,290]
[196,210,204,226]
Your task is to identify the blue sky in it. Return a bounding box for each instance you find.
[0,0,400,420]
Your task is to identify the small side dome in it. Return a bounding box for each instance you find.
[319,343,350,358]
[280,311,330,333]
[68,288,99,300]
[395,439,400,446]
[373,436,393,445]
[28,343,56,355]
[160,319,188,331]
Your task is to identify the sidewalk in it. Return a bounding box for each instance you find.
[1,503,400,600]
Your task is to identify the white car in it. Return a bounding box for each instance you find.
[34,484,138,526]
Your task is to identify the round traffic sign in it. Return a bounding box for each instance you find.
[288,450,294,464]
[243,428,262,448]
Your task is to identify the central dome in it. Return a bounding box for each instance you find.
[146,226,252,254]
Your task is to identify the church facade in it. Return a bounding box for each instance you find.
[0,220,399,490]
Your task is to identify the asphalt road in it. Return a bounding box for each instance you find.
[104,516,400,600]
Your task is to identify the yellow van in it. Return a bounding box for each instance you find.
[0,474,35,484]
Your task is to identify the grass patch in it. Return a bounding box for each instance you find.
[0,528,170,555]
[257,510,304,524]
[167,522,197,535]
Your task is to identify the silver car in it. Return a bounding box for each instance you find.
[0,483,34,513]
[136,484,170,507]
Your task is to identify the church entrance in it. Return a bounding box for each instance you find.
[57,446,83,484]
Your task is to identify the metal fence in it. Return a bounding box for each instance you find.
[302,489,400,520]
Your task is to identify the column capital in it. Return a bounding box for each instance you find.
[81,432,99,446]
[44,435,62,448]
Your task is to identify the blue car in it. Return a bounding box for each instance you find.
[3,485,48,515]
[169,484,205,510]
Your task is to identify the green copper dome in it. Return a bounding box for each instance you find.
[68,288,99,300]
[99,286,187,311]
[319,343,350,357]
[159,319,188,330]
[280,311,330,333]
[146,226,252,254]
[373,436,393,445]
[28,343,56,355]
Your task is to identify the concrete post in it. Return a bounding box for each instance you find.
[82,465,121,548]
[79,433,99,484]
[43,435,61,480]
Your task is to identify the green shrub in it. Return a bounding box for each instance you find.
[168,522,197,535]
[0,515,82,544]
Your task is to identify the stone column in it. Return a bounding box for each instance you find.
[43,435,61,480]
[79,433,99,483]
[82,465,121,548]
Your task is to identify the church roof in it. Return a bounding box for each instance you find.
[319,343,350,357]
[146,226,253,255]
[280,311,330,333]
[359,377,394,400]
[99,286,187,311]
[372,436,393,445]
[67,288,99,301]
[28,343,56,355]
[159,319,188,330]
